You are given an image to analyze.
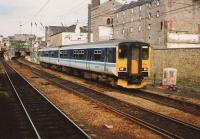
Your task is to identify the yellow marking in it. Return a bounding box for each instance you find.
[117,79,146,89]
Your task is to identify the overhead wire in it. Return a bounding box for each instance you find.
[22,0,51,26]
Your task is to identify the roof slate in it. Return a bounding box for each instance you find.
[49,24,88,36]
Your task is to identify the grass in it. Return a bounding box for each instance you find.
[177,80,200,90]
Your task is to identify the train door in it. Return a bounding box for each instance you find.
[104,48,108,72]
[118,43,142,80]
[86,49,90,71]
[130,47,142,76]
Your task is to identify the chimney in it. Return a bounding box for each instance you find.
[92,0,100,8]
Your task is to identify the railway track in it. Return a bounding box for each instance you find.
[14,60,200,139]
[1,60,90,139]
[18,58,200,117]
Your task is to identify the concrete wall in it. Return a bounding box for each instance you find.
[152,48,200,83]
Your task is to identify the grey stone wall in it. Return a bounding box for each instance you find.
[91,0,122,42]
[152,48,200,83]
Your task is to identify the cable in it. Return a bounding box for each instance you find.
[22,0,51,26]
[47,0,89,26]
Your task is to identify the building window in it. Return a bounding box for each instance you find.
[138,26,141,32]
[156,0,160,6]
[148,13,151,19]
[130,28,133,32]
[131,9,134,13]
[139,16,142,21]
[122,29,125,34]
[107,18,111,25]
[161,21,163,31]
[131,18,134,22]
[156,11,160,17]
[148,24,151,30]
[139,6,142,11]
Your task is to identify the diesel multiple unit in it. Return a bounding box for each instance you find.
[39,40,150,89]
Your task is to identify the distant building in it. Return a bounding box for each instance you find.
[47,23,91,47]
[90,0,122,41]
[0,35,10,49]
[113,0,200,49]
[9,34,36,47]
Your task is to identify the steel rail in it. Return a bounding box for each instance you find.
[1,62,41,139]
[3,61,91,139]
[15,60,200,139]
[18,58,200,116]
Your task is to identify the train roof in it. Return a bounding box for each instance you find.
[39,40,150,51]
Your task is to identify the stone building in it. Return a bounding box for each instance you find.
[47,23,89,47]
[90,0,122,41]
[90,0,200,83]
[114,0,200,48]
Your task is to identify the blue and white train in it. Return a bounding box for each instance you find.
[38,40,150,89]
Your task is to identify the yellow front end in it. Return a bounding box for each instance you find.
[116,44,147,89]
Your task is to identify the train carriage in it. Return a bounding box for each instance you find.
[39,40,150,89]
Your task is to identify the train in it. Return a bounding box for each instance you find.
[38,40,150,89]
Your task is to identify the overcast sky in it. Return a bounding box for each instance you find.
[0,0,133,37]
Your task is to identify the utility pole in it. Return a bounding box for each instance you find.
[88,4,92,43]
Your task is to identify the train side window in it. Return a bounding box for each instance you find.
[142,47,149,60]
[45,51,49,57]
[73,50,78,59]
[63,50,68,59]
[78,50,85,60]
[60,50,63,58]
[119,45,127,59]
[108,49,113,63]
[54,51,58,58]
[94,50,101,61]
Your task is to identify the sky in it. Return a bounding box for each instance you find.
[0,0,133,37]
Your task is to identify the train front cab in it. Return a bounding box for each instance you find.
[116,42,149,89]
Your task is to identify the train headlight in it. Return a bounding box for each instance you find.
[119,67,126,71]
[142,68,148,71]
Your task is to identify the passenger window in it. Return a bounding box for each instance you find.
[108,49,113,63]
[119,45,127,59]
[73,50,78,59]
[60,50,68,59]
[132,48,139,60]
[78,50,85,60]
[142,47,149,60]
[94,50,101,61]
